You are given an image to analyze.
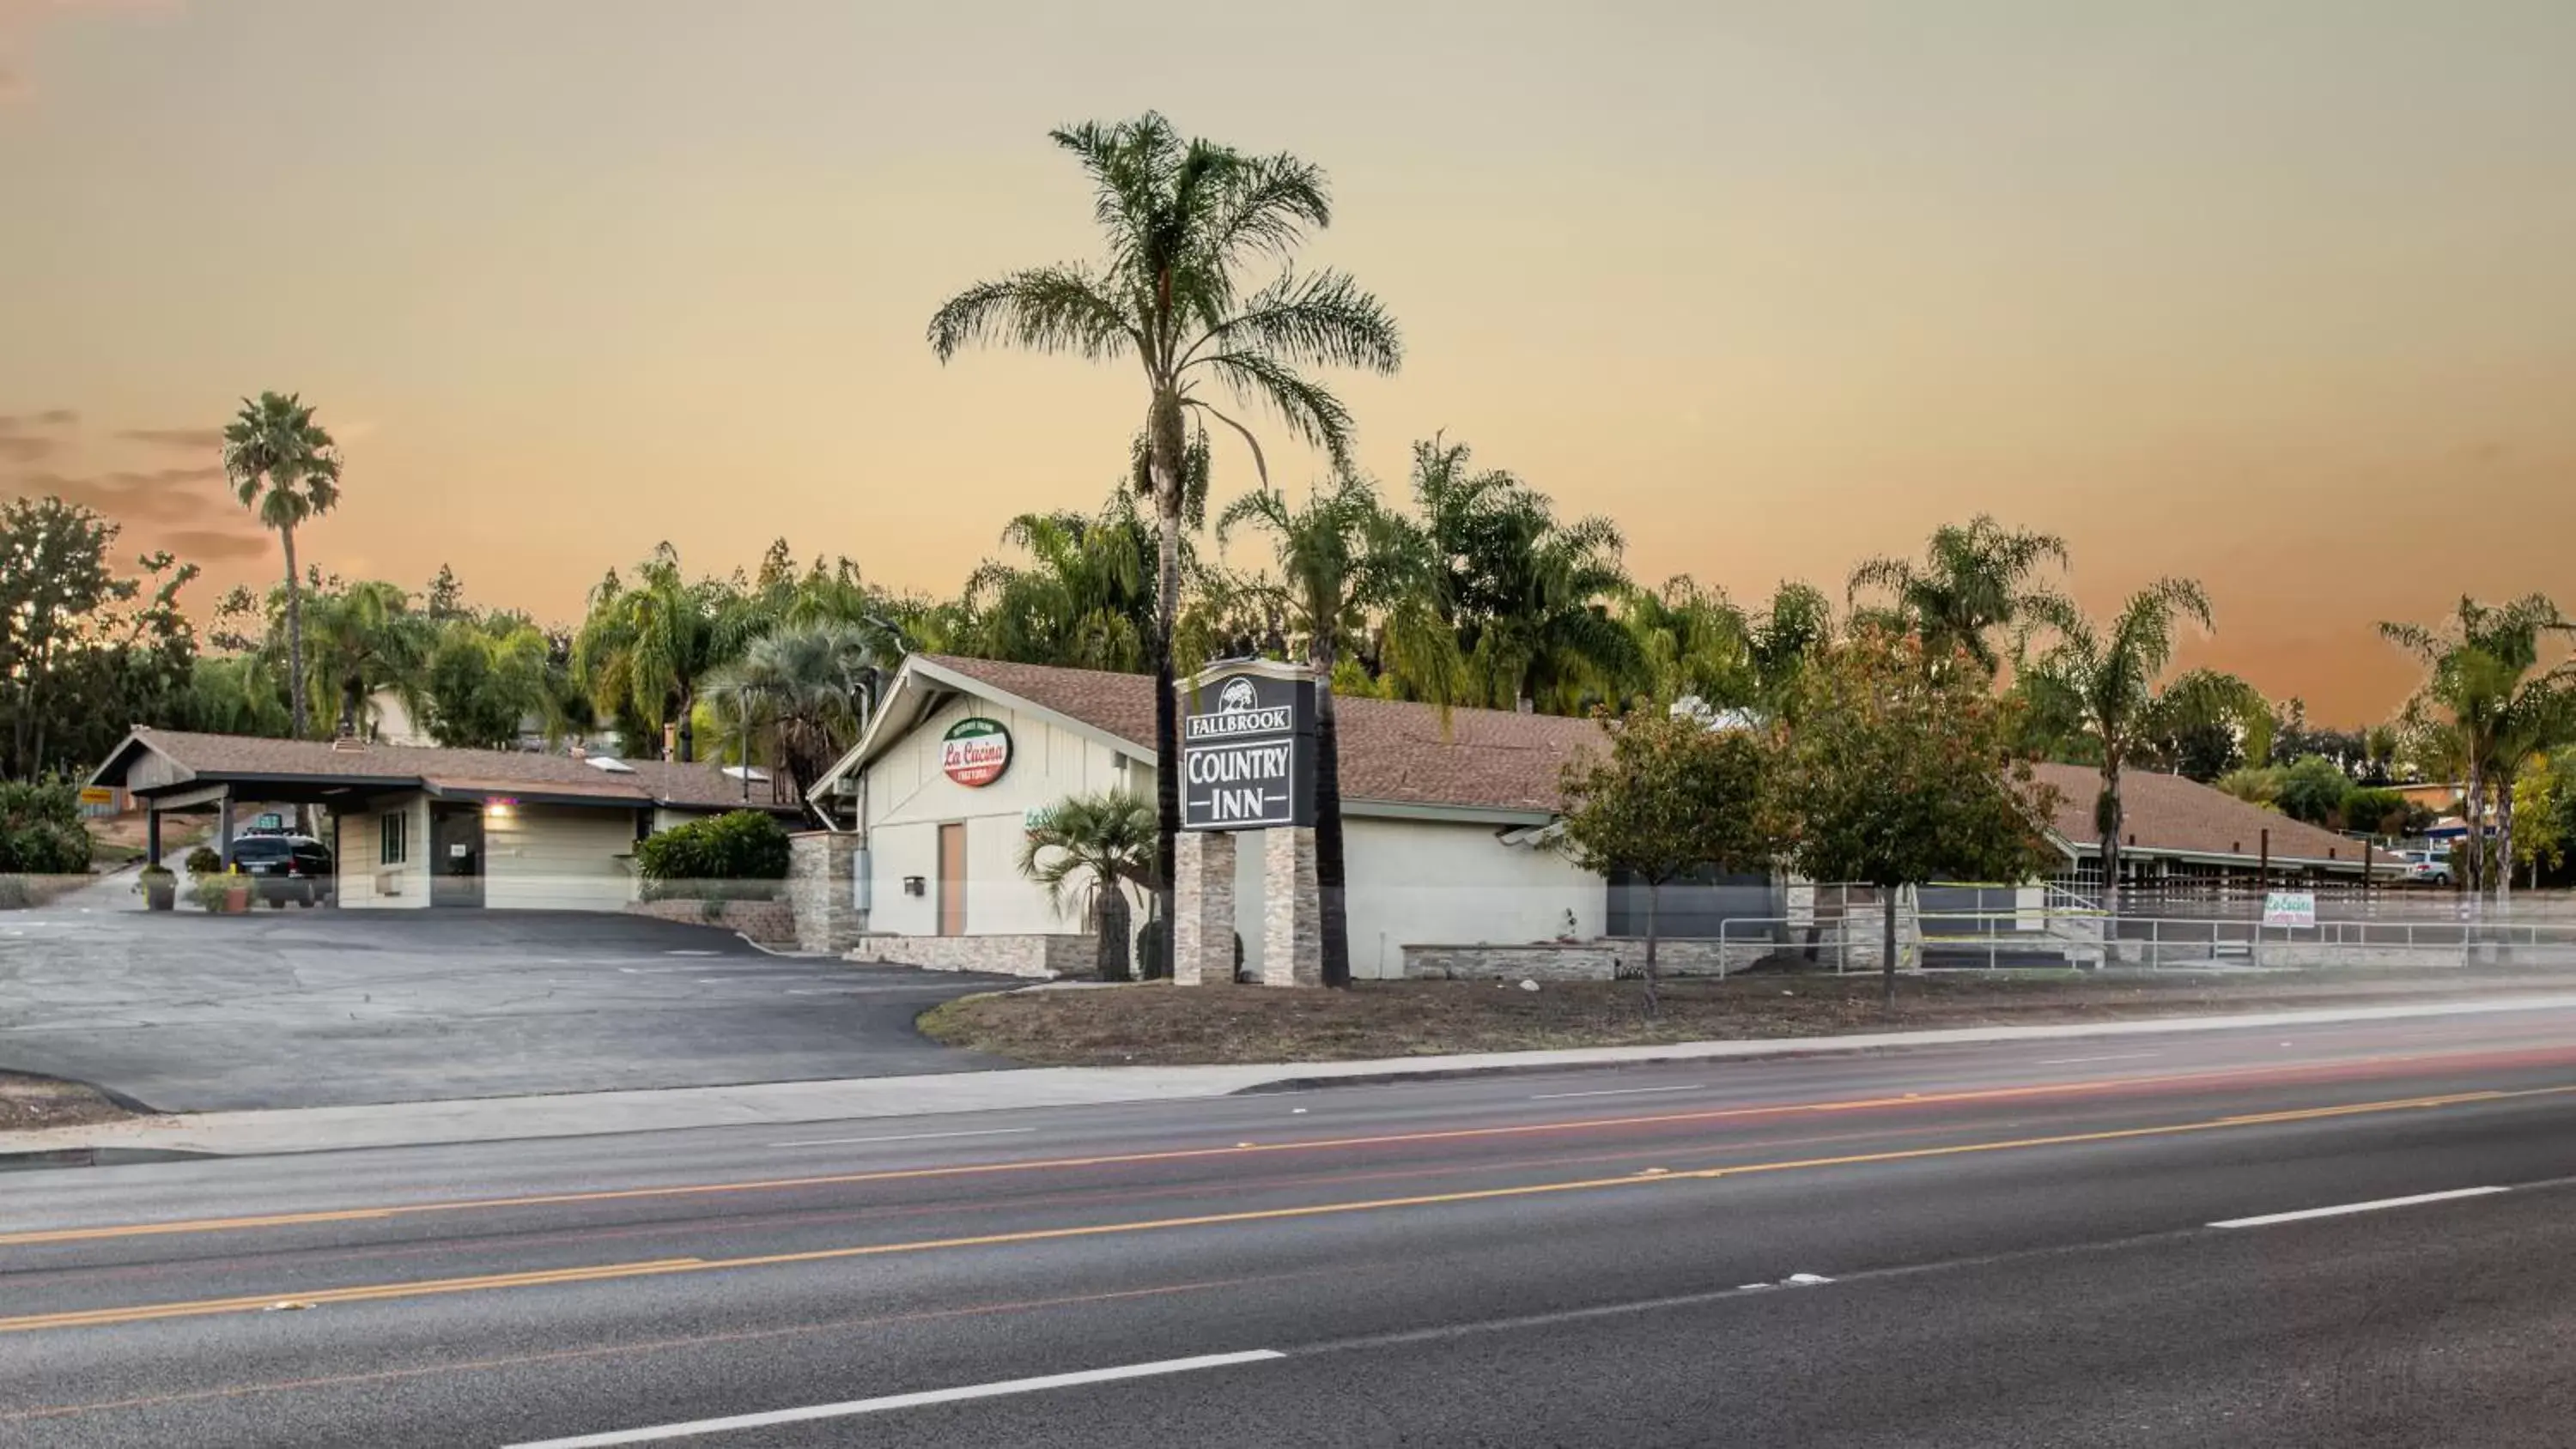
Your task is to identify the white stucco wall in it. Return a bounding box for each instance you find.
[484,804,639,911]
[860,693,1146,937]
[337,793,430,909]
[1339,817,1605,979]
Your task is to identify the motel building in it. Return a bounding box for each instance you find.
[810,654,2390,982]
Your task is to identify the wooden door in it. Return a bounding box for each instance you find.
[937,823,968,937]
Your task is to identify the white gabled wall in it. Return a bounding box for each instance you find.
[862,692,1146,937]
[1340,817,1604,979]
[484,804,640,911]
[337,793,429,909]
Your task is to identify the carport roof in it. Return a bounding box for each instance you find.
[89,728,792,812]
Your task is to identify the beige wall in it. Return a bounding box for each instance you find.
[862,693,1145,937]
[485,803,639,911]
[337,793,430,909]
[1340,818,1605,979]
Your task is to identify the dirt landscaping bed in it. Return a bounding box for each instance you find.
[0,1071,134,1131]
[917,971,2564,1067]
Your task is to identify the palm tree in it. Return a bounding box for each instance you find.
[928,112,1402,962]
[1746,581,1836,714]
[297,580,425,737]
[1846,515,2071,676]
[2024,579,2264,923]
[702,621,888,811]
[222,391,342,738]
[964,495,1156,672]
[1617,578,1754,711]
[2383,595,2575,902]
[1017,790,1160,981]
[572,544,765,761]
[1218,472,1455,987]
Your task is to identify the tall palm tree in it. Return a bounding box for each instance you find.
[1846,515,2071,676]
[928,112,1402,962]
[1017,790,1160,982]
[1746,581,1836,714]
[2024,579,2263,923]
[2383,595,2574,901]
[702,621,887,811]
[1617,577,1755,711]
[222,391,341,738]
[1218,472,1455,987]
[964,495,1155,672]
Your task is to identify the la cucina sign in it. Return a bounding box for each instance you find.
[940,718,1011,788]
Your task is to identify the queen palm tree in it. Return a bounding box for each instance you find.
[1017,790,1160,981]
[1218,472,1456,986]
[1846,515,2071,676]
[1617,577,1755,710]
[2382,595,2574,901]
[702,621,887,810]
[222,391,341,737]
[298,579,426,738]
[2023,579,2264,925]
[572,544,765,761]
[928,112,1402,963]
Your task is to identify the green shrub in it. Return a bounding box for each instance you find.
[633,810,790,901]
[0,779,92,876]
[185,845,224,877]
[2341,787,2407,836]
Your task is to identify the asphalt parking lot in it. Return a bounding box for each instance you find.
[0,900,1012,1112]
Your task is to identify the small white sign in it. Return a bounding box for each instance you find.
[2262,891,2317,929]
[448,842,470,859]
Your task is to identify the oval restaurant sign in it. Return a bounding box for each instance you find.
[940,718,1012,788]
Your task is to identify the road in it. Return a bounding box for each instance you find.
[9,1006,2576,1446]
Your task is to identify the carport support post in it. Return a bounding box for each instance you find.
[216,786,234,869]
[145,806,161,868]
[1171,829,1237,985]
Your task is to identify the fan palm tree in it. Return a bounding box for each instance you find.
[1017,790,1160,982]
[1846,515,2071,676]
[1218,472,1457,987]
[928,112,1402,961]
[702,621,889,811]
[222,391,342,737]
[2023,579,2265,924]
[2383,595,2575,901]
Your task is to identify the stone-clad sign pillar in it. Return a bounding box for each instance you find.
[1174,660,1320,986]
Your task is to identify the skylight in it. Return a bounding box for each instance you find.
[722,766,771,783]
[583,755,638,773]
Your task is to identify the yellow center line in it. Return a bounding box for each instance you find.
[0,1051,2515,1249]
[2,1082,2557,1337]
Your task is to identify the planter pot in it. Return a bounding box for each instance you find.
[222,884,252,914]
[143,879,176,912]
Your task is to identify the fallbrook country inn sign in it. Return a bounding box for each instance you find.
[940,718,1012,788]
[1180,661,1316,830]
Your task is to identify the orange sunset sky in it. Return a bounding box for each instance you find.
[4,1,2568,723]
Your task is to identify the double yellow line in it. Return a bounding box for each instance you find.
[2,1082,2553,1336]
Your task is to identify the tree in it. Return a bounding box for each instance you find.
[299,580,426,737]
[2380,594,2575,902]
[1618,577,1755,711]
[420,618,552,749]
[1218,471,1455,988]
[963,493,1159,672]
[573,544,765,760]
[928,114,1401,961]
[2275,755,2354,827]
[1846,515,2071,676]
[1746,581,1836,713]
[424,564,467,622]
[2022,579,2261,925]
[702,621,888,809]
[1557,710,1780,1016]
[222,391,342,738]
[1783,630,2062,1004]
[1017,790,1159,982]
[1,497,134,778]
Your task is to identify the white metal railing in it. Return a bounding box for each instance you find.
[2108,915,2576,972]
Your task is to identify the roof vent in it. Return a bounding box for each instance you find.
[584,755,638,774]
[331,735,368,753]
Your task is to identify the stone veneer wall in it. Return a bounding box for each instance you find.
[1403,937,1770,981]
[850,932,1098,979]
[1171,829,1237,985]
[625,896,797,943]
[1260,826,1321,987]
[787,831,866,955]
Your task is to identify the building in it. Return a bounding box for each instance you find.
[88,728,791,910]
[2029,762,2385,901]
[811,654,1609,978]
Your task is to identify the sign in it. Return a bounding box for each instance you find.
[940,718,1012,788]
[78,786,115,806]
[1180,664,1315,831]
[2262,891,2317,929]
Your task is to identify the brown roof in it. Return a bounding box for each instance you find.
[2030,763,2364,865]
[920,654,1604,815]
[101,728,775,811]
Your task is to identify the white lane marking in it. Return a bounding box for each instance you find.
[769,1127,1040,1149]
[502,1350,1288,1447]
[1529,1083,1705,1100]
[664,949,720,957]
[2210,1185,2509,1229]
[2034,1052,2163,1065]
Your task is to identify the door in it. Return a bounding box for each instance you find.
[937,823,968,937]
[429,805,486,907]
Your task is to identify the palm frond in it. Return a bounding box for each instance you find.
[1182,269,1401,374]
[927,266,1138,363]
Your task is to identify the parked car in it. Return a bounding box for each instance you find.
[2397,850,2452,887]
[228,833,334,906]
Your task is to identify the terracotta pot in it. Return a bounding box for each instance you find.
[222,882,252,913]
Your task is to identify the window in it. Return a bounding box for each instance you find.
[380,810,409,866]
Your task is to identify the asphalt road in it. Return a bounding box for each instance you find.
[9,1006,2576,1446]
[0,908,1009,1109]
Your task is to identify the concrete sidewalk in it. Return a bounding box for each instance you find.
[11,990,2576,1161]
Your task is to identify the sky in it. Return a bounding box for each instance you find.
[3,0,2568,723]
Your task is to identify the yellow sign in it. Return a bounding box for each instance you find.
[78,787,116,806]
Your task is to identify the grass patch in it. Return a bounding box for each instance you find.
[0,1072,132,1132]
[917,971,2549,1067]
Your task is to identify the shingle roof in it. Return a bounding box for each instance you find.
[101,728,773,811]
[2030,762,2364,864]
[919,655,1604,815]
